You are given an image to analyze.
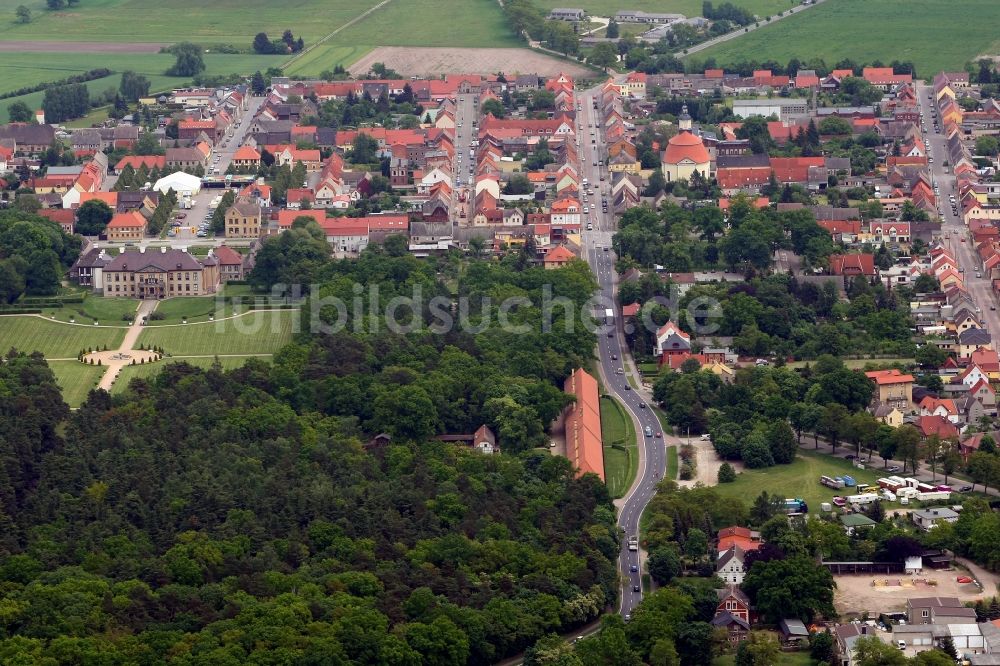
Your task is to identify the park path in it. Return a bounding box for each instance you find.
[95,300,159,391]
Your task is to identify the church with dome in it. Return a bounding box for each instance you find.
[661,105,712,182]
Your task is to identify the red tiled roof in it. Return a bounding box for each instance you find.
[564,368,604,481]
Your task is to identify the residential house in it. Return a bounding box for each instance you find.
[717,545,746,585]
[105,211,147,242]
[655,321,691,358]
[0,123,55,154]
[224,199,263,238]
[231,145,261,170]
[713,586,752,645]
[543,245,576,269]
[865,369,915,411]
[829,253,877,277]
[833,624,884,666]
[907,597,963,624]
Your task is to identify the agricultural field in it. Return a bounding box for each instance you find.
[0,52,282,122]
[0,315,126,358]
[135,309,296,356]
[289,0,522,76]
[111,355,268,394]
[48,360,105,407]
[601,396,638,498]
[534,0,796,20]
[712,448,885,510]
[692,0,1000,77]
[0,0,378,43]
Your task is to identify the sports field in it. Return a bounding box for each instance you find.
[693,0,1000,77]
[534,0,795,19]
[111,355,267,394]
[49,360,105,407]
[135,310,296,356]
[0,316,126,358]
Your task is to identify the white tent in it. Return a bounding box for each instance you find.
[153,171,201,197]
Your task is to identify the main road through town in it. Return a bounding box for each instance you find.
[577,85,666,618]
[916,83,1000,329]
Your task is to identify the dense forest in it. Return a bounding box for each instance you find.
[0,210,81,302]
[0,246,623,663]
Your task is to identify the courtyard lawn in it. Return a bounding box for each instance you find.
[146,297,230,325]
[136,309,296,356]
[49,361,105,407]
[111,355,268,394]
[713,448,884,511]
[0,316,126,358]
[601,395,638,498]
[42,296,141,324]
[692,0,1000,78]
[534,0,795,20]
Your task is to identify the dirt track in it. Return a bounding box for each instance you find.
[349,47,591,77]
[0,41,168,53]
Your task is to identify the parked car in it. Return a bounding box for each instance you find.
[176,213,186,219]
[960,485,973,493]
[887,465,901,473]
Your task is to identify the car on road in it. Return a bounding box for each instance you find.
[623,384,630,390]
[638,402,646,409]
[624,614,631,622]
[611,354,618,360]
[655,432,661,438]
[616,368,624,374]
[960,485,973,492]
[992,305,997,311]
[700,433,711,440]
[844,454,856,460]
[632,584,640,593]
[887,465,901,473]
[629,564,638,572]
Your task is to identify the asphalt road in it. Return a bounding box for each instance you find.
[577,88,666,617]
[451,92,477,222]
[915,83,1000,329]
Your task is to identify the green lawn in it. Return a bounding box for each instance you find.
[534,0,795,19]
[111,355,267,394]
[49,360,105,407]
[788,358,915,370]
[0,0,379,43]
[714,651,815,666]
[713,448,884,511]
[693,0,1000,77]
[136,310,295,356]
[41,296,140,324]
[666,445,678,480]
[601,396,638,498]
[146,297,228,325]
[0,316,126,358]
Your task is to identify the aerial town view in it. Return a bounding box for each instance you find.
[6,0,1000,664]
